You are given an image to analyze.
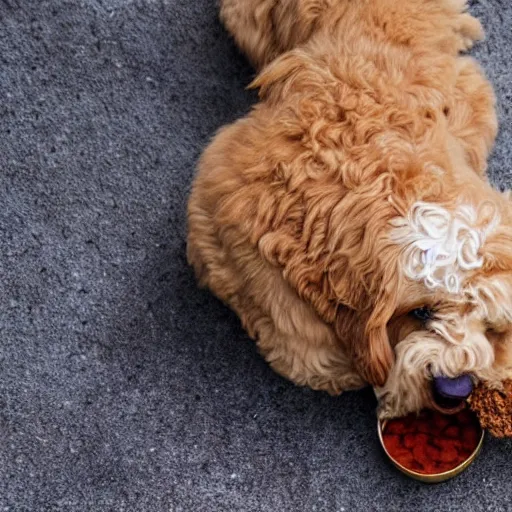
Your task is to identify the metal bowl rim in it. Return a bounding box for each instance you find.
[377,416,485,481]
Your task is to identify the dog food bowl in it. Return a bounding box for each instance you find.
[377,408,484,483]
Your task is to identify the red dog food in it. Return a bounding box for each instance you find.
[382,409,481,474]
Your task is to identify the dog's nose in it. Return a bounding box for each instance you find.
[433,375,473,400]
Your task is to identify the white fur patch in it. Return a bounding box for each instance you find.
[390,202,498,294]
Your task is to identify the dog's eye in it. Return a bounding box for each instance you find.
[485,322,508,338]
[410,307,434,323]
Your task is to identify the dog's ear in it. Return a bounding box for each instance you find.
[352,293,396,388]
[357,329,394,388]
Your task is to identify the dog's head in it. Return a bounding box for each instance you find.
[367,197,512,419]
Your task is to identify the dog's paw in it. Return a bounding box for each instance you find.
[377,403,399,421]
[456,12,484,51]
[376,394,400,420]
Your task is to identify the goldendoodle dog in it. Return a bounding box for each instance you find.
[187,0,512,418]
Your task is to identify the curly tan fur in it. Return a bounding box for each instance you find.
[188,0,512,417]
[220,0,484,69]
